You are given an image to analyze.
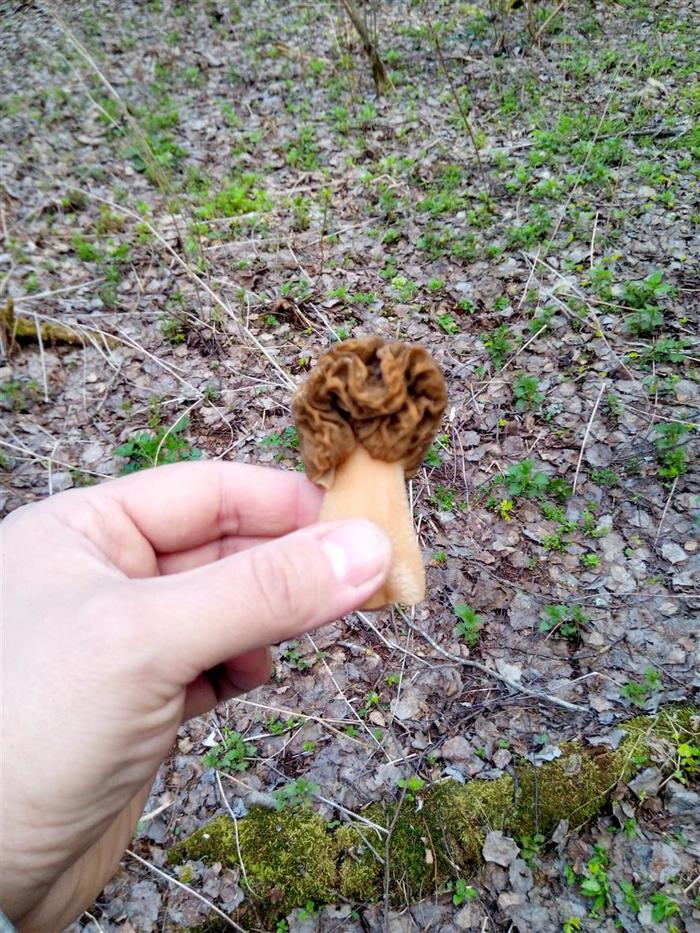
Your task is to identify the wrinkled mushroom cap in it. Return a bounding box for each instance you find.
[292,337,447,489]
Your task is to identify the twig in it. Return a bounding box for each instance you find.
[399,611,586,712]
[535,0,567,41]
[383,778,410,932]
[126,849,246,931]
[429,21,485,185]
[684,874,700,895]
[653,475,679,546]
[215,770,251,893]
[572,382,606,495]
[82,910,106,933]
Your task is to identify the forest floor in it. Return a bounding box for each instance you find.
[1,0,699,930]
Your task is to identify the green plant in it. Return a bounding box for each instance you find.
[0,379,40,412]
[654,422,690,479]
[503,459,550,498]
[620,667,661,709]
[671,742,700,784]
[390,275,418,302]
[261,426,300,462]
[278,641,309,671]
[581,552,601,570]
[196,176,271,219]
[562,919,582,933]
[634,337,692,368]
[72,234,101,262]
[425,433,449,467]
[482,324,514,368]
[272,778,319,811]
[453,604,483,647]
[114,415,201,473]
[437,312,459,334]
[578,845,611,914]
[160,314,186,344]
[590,467,619,487]
[266,716,300,736]
[451,877,478,906]
[297,899,319,920]
[202,728,254,773]
[539,604,591,640]
[649,892,680,923]
[431,483,458,511]
[359,691,380,718]
[618,880,641,913]
[628,304,663,336]
[396,774,425,801]
[520,833,545,866]
[541,529,569,553]
[286,125,319,170]
[513,373,544,412]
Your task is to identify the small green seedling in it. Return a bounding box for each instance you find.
[272,778,319,811]
[396,774,425,801]
[541,611,582,648]
[451,878,478,906]
[513,372,544,411]
[620,667,661,709]
[115,416,201,473]
[202,728,254,773]
[453,604,483,647]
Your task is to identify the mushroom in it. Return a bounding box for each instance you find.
[292,337,447,609]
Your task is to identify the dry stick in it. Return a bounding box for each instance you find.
[215,770,252,894]
[125,850,246,932]
[572,381,606,496]
[71,188,295,390]
[429,22,486,186]
[305,632,389,755]
[45,7,201,273]
[534,0,567,42]
[383,778,411,933]
[82,910,106,933]
[398,611,586,713]
[13,278,105,303]
[82,188,294,388]
[653,475,679,546]
[338,0,389,95]
[684,874,700,895]
[523,253,640,385]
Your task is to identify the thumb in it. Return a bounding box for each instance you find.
[143,519,392,677]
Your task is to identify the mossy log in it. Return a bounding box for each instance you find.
[168,706,697,928]
[0,298,116,355]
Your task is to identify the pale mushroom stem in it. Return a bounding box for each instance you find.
[319,444,425,609]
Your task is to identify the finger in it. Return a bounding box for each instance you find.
[157,535,270,575]
[182,648,272,720]
[94,461,323,553]
[141,519,392,679]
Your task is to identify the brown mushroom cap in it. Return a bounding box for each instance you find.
[292,337,447,489]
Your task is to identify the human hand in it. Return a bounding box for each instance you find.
[0,461,391,931]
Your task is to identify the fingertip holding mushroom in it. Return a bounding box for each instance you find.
[292,337,447,609]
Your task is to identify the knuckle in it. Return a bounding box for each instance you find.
[247,542,315,625]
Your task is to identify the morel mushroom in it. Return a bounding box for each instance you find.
[292,337,447,609]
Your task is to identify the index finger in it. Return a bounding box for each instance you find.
[96,460,323,554]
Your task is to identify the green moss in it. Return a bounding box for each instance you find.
[513,745,619,836]
[169,807,336,920]
[335,825,383,901]
[432,773,515,864]
[169,707,698,925]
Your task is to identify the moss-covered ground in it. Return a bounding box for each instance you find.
[169,706,697,927]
